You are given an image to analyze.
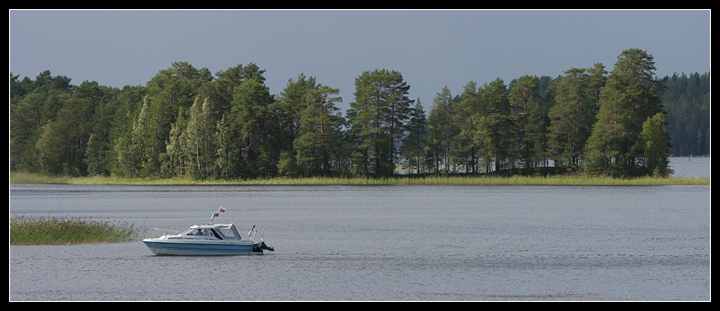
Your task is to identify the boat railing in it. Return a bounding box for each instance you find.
[153,228,179,236]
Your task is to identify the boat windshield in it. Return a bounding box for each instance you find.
[178,225,240,240]
[182,228,216,238]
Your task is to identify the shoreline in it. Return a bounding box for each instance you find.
[9,171,710,186]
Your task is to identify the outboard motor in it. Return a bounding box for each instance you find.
[252,241,275,253]
[259,240,274,252]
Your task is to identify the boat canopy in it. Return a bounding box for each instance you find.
[183,223,243,241]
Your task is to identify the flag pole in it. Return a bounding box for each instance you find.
[209,206,226,225]
[248,221,256,240]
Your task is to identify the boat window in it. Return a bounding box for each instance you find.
[217,228,239,240]
[210,229,223,240]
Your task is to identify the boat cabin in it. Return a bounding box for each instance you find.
[181,223,244,241]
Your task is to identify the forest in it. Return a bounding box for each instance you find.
[10,48,710,180]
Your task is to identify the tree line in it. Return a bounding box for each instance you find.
[10,49,709,180]
[661,72,710,156]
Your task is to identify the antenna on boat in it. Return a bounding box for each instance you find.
[209,206,226,225]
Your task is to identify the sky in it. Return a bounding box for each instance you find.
[9,9,711,112]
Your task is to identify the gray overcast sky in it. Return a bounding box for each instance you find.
[9,9,710,112]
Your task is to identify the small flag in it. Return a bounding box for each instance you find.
[248,223,256,237]
[212,207,226,219]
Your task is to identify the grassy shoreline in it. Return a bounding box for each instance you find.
[10,215,144,245]
[10,171,710,186]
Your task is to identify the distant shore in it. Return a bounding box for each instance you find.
[9,171,710,186]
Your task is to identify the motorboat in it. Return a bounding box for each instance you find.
[142,207,274,256]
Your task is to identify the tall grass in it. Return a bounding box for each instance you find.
[241,175,710,186]
[10,215,144,245]
[10,171,709,186]
[10,171,74,184]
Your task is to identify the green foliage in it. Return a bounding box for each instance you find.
[661,72,710,156]
[427,86,456,174]
[509,75,549,170]
[547,68,600,169]
[179,97,217,178]
[477,78,513,173]
[347,69,413,177]
[585,49,667,176]
[294,85,344,177]
[401,99,427,174]
[9,49,705,181]
[640,112,672,177]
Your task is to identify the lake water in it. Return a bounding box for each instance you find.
[669,156,710,178]
[9,158,710,301]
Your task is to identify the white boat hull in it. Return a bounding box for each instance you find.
[143,239,264,256]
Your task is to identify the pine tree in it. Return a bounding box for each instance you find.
[585,49,665,176]
[452,81,482,173]
[428,86,456,174]
[141,62,214,176]
[347,69,412,177]
[509,75,547,169]
[639,112,671,176]
[294,85,343,176]
[402,99,428,175]
[227,79,275,178]
[274,74,320,176]
[547,68,595,169]
[474,78,512,173]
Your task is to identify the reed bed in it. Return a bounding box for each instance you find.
[11,171,709,186]
[237,175,710,186]
[9,171,74,184]
[10,215,144,245]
